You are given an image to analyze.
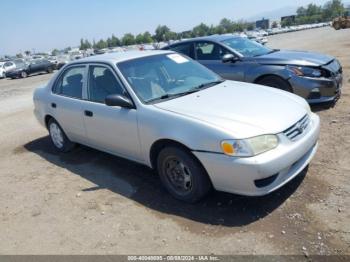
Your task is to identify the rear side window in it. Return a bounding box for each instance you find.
[53,66,85,99]
[168,43,194,58]
[88,66,125,103]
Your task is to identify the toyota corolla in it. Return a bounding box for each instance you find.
[33,51,320,202]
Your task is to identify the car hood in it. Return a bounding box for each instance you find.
[254,49,334,67]
[154,81,308,138]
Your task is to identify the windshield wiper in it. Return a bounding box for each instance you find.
[253,49,279,57]
[267,49,279,54]
[192,79,225,90]
[147,79,225,104]
[147,89,200,103]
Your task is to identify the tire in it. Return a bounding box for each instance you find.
[48,118,76,153]
[20,71,28,78]
[157,146,212,203]
[257,75,293,93]
[47,67,53,73]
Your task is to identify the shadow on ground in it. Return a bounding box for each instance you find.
[23,136,307,227]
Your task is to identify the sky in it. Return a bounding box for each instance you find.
[1,0,333,55]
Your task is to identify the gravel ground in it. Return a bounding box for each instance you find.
[0,26,349,255]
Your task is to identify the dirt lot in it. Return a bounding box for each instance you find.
[0,26,349,255]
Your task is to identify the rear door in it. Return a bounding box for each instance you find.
[194,41,245,81]
[29,60,42,74]
[50,65,87,143]
[80,64,141,161]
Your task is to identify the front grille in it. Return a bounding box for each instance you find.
[283,114,310,141]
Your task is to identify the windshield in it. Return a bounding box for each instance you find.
[118,53,222,103]
[222,37,272,57]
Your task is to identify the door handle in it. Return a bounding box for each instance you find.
[84,110,93,117]
[51,103,56,108]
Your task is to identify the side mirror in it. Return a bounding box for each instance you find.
[222,54,239,63]
[105,94,134,109]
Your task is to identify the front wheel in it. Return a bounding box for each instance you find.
[257,75,293,93]
[157,146,212,203]
[48,118,76,152]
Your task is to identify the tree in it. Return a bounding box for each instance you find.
[16,53,23,58]
[79,39,85,50]
[106,37,113,48]
[297,7,307,16]
[246,23,255,31]
[154,25,171,42]
[51,49,59,56]
[111,34,121,46]
[219,18,233,33]
[142,31,153,43]
[121,33,135,46]
[323,0,345,19]
[95,39,108,50]
[271,21,278,28]
[135,33,144,44]
[24,50,31,56]
[80,39,92,50]
[192,23,210,37]
[63,47,71,54]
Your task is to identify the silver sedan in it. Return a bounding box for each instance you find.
[33,50,320,202]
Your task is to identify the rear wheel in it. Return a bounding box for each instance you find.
[48,118,76,152]
[21,71,28,78]
[157,146,211,203]
[257,75,293,93]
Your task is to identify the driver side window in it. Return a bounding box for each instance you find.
[88,66,125,103]
[195,42,230,60]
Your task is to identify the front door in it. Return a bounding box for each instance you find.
[81,64,141,161]
[195,41,245,81]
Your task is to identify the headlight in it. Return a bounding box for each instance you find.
[221,135,279,157]
[286,65,322,78]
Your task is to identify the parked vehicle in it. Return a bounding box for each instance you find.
[0,61,16,76]
[56,55,71,70]
[162,35,342,104]
[33,51,320,202]
[6,59,54,79]
[0,65,5,78]
[47,56,59,69]
[332,15,350,30]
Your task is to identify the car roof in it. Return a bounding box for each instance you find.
[70,50,173,65]
[166,34,241,47]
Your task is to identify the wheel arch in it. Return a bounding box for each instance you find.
[253,73,284,84]
[44,114,54,129]
[253,73,293,92]
[149,139,193,170]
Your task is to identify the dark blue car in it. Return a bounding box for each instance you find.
[163,35,342,104]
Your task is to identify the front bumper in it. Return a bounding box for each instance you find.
[193,113,320,196]
[289,73,342,104]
